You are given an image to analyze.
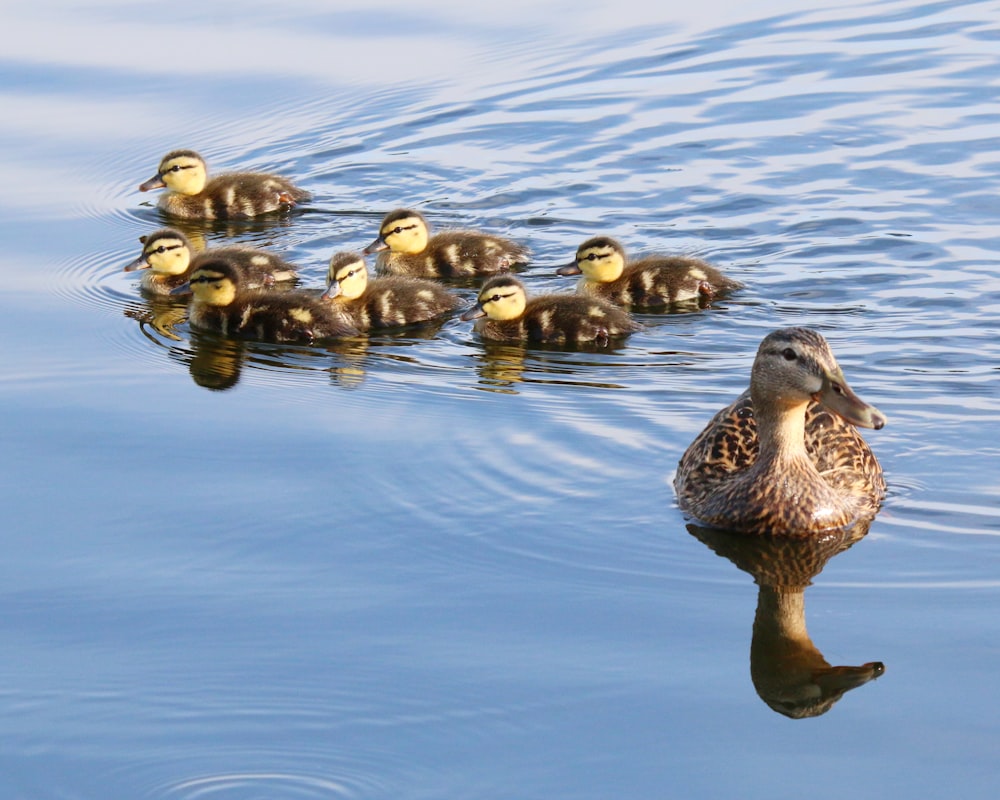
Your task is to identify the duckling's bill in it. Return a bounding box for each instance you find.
[460,302,486,321]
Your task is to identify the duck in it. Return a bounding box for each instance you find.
[460,275,641,346]
[138,149,310,220]
[123,228,299,295]
[556,236,743,308]
[363,209,529,278]
[169,259,358,343]
[673,327,886,536]
[321,252,462,331]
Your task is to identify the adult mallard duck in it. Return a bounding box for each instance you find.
[460,275,640,346]
[123,228,298,295]
[139,149,310,220]
[674,327,886,535]
[321,252,462,331]
[556,236,742,308]
[170,259,357,343]
[363,208,529,278]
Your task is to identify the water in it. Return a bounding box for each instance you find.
[2,0,999,797]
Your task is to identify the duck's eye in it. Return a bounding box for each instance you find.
[830,382,845,396]
[392,226,403,235]
[155,246,167,254]
[782,348,797,361]
[490,293,502,302]
[586,253,599,261]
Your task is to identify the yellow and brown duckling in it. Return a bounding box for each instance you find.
[321,252,462,331]
[170,259,357,343]
[556,236,743,309]
[363,209,529,278]
[138,150,310,220]
[461,275,641,346]
[123,228,299,295]
[674,327,886,536]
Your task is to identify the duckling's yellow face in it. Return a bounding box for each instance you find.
[136,233,192,276]
[185,265,238,307]
[371,213,430,255]
[573,239,626,283]
[323,254,368,301]
[141,152,208,196]
[473,279,527,321]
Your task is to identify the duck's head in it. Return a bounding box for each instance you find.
[123,228,192,275]
[139,150,208,196]
[363,209,430,256]
[461,275,527,322]
[322,252,369,301]
[169,258,239,306]
[556,236,626,283]
[751,327,886,429]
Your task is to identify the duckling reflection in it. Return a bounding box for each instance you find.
[180,327,371,391]
[688,521,884,718]
[123,295,189,341]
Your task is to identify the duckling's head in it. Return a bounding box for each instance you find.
[139,150,208,196]
[169,258,239,306]
[123,228,193,275]
[461,275,527,322]
[751,328,886,429]
[322,252,369,301]
[363,209,430,256]
[557,236,626,283]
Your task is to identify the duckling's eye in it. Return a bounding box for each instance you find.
[586,253,599,261]
[782,348,797,361]
[155,246,168,254]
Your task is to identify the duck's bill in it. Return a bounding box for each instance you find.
[362,237,388,255]
[169,281,192,296]
[123,255,151,272]
[815,372,887,430]
[139,175,166,192]
[555,262,582,276]
[320,282,341,301]
[460,303,486,322]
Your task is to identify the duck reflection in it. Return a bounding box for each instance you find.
[688,522,884,718]
[123,295,188,341]
[180,328,371,391]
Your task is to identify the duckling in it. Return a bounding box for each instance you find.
[138,150,310,220]
[461,275,641,346]
[556,236,742,308]
[674,327,886,536]
[170,259,357,343]
[123,228,299,295]
[320,252,462,331]
[364,209,529,278]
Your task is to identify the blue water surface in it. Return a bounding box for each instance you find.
[1,0,999,797]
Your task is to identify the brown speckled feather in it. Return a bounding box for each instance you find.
[159,173,310,220]
[477,294,640,345]
[336,276,462,331]
[376,231,529,278]
[675,389,885,536]
[590,256,743,308]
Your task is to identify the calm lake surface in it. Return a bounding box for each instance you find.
[2,0,999,797]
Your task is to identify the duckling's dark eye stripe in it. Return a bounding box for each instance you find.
[387,223,418,235]
[149,244,182,255]
[484,290,518,302]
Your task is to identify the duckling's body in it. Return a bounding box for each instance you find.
[321,252,462,331]
[124,228,298,295]
[461,275,640,346]
[674,328,886,536]
[171,259,357,343]
[364,209,529,278]
[139,150,310,220]
[557,237,742,308]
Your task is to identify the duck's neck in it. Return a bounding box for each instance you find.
[752,395,813,470]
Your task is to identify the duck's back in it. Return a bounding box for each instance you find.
[377,231,528,278]
[193,247,298,288]
[594,256,742,308]
[344,276,461,330]
[159,173,310,220]
[190,291,355,343]
[479,294,639,344]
